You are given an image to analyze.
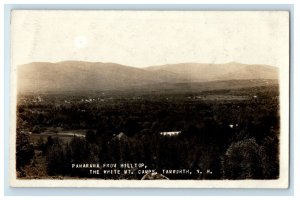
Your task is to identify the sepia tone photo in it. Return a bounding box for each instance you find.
[10,10,289,188]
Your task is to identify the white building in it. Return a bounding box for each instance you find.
[160,131,181,136]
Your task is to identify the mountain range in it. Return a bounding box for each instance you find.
[17,61,279,93]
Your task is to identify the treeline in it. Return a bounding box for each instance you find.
[17,126,279,179]
[16,86,280,179]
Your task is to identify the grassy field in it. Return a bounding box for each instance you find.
[29,130,87,144]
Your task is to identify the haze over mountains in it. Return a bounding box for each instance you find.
[17,61,279,93]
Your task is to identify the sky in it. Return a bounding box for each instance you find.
[11,10,289,68]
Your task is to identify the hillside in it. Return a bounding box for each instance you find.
[17,61,184,93]
[17,61,279,93]
[146,62,278,82]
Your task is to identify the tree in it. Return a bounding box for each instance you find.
[46,142,66,176]
[32,125,41,134]
[259,135,279,179]
[16,133,34,175]
[124,118,140,136]
[36,137,47,155]
[45,136,54,148]
[86,130,96,143]
[222,138,263,179]
[69,136,87,163]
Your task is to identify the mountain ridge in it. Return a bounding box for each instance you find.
[17,61,279,93]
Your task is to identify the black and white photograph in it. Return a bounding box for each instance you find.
[9,10,290,188]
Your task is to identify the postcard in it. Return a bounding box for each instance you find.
[9,10,289,188]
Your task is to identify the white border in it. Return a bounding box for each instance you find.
[2,0,298,198]
[9,9,290,189]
